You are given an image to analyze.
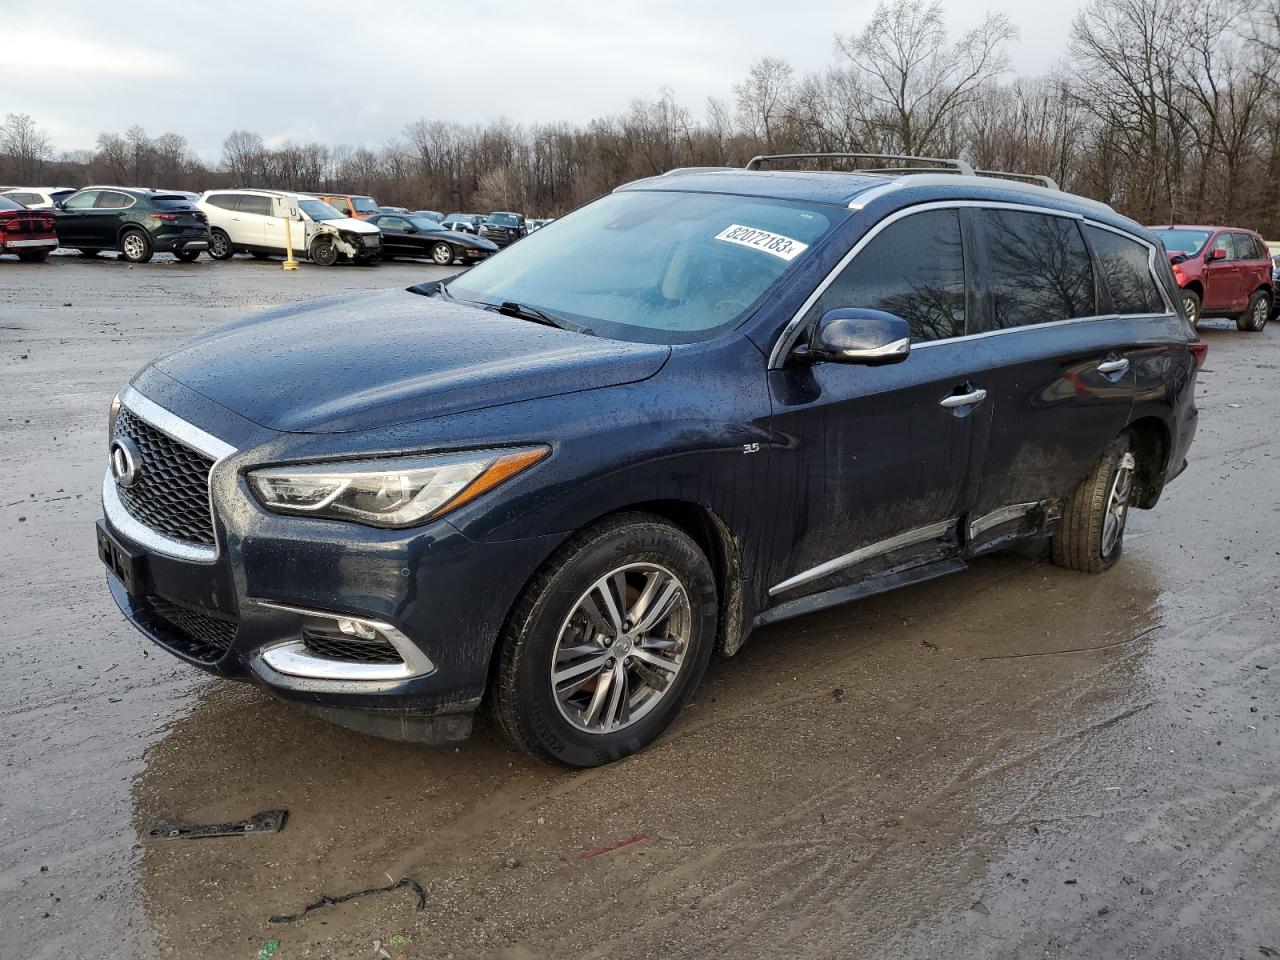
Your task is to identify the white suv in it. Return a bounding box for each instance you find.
[198,189,381,266]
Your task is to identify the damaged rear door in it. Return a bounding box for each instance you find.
[763,207,991,605]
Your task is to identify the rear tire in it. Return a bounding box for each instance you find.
[17,251,49,262]
[119,229,152,263]
[492,513,718,766]
[1051,433,1136,574]
[1181,289,1201,330]
[208,229,234,261]
[1236,290,1270,332]
[310,237,338,267]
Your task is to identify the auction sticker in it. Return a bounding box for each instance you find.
[714,224,808,261]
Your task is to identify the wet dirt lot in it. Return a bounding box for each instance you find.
[1,252,1277,960]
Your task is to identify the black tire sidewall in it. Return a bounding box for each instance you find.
[503,520,717,766]
[1182,289,1201,329]
[1094,435,1130,572]
[311,238,337,266]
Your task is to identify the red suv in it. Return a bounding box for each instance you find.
[1151,225,1272,332]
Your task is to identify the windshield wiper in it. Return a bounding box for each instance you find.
[496,300,571,330]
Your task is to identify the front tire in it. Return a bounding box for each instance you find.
[119,229,152,263]
[310,237,338,267]
[431,242,455,265]
[208,229,235,260]
[1181,289,1201,330]
[1051,434,1136,574]
[492,514,718,766]
[1236,290,1270,332]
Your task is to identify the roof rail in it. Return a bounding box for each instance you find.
[975,169,1060,190]
[745,153,976,176]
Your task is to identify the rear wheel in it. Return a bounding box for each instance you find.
[1236,290,1270,332]
[119,229,152,263]
[431,242,455,265]
[208,229,234,260]
[1051,433,1136,574]
[492,514,718,766]
[1181,289,1202,330]
[17,251,49,262]
[174,248,201,262]
[310,237,338,267]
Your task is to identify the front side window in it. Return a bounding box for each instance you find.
[807,208,967,342]
[237,195,272,216]
[1209,233,1231,260]
[447,189,837,344]
[1085,225,1166,316]
[327,197,353,215]
[63,190,99,210]
[978,210,1095,329]
[207,194,239,210]
[378,216,409,231]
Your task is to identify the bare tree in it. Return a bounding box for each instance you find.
[837,0,1016,155]
[0,113,52,183]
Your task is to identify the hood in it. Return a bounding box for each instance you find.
[150,289,670,434]
[433,229,497,249]
[326,216,378,233]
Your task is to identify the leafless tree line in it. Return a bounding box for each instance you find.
[3,0,1278,233]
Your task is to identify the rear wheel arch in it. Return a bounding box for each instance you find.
[1124,417,1170,509]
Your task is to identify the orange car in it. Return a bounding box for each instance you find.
[311,193,379,220]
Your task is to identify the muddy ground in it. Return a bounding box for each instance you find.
[1,251,1277,960]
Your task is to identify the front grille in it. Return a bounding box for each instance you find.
[114,408,216,547]
[302,628,403,665]
[140,595,237,663]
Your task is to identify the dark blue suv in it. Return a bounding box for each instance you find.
[97,157,1201,766]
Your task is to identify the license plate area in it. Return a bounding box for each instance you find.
[96,520,145,596]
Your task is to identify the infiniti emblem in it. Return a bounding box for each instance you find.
[110,438,141,488]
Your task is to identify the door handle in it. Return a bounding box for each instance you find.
[939,387,987,409]
[1097,357,1130,375]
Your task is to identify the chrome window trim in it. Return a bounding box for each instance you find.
[102,385,237,563]
[770,200,1176,369]
[768,518,956,597]
[254,599,436,681]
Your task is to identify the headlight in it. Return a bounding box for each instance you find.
[248,446,549,528]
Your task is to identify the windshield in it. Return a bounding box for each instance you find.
[448,190,837,343]
[409,216,444,231]
[352,196,378,212]
[1156,229,1212,257]
[299,199,343,220]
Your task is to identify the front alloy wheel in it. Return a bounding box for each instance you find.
[492,513,718,766]
[1182,290,1201,329]
[431,242,454,265]
[551,564,691,734]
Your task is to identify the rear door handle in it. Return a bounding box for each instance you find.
[1097,357,1130,375]
[939,387,987,409]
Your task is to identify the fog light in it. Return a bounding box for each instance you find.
[338,618,378,639]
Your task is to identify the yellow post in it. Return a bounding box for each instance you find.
[281,201,299,271]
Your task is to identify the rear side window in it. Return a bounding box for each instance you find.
[95,191,133,209]
[237,195,272,216]
[976,210,1095,328]
[1085,226,1166,315]
[1230,233,1263,260]
[810,208,967,342]
[8,192,39,205]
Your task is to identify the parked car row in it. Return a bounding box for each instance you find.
[0,184,545,266]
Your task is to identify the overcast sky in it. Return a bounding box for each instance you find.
[3,0,1086,162]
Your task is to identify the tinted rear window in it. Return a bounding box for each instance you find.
[153,196,196,209]
[1085,226,1166,315]
[978,210,1095,328]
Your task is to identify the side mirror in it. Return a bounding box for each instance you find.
[54,201,65,210]
[1207,247,1227,262]
[795,308,911,365]
[404,224,417,234]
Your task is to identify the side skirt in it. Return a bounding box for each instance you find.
[751,557,967,629]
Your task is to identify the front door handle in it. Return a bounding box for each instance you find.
[939,387,988,409]
[1097,357,1130,375]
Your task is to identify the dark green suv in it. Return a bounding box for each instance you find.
[55,187,211,262]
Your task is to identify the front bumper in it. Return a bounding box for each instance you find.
[98,386,563,739]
